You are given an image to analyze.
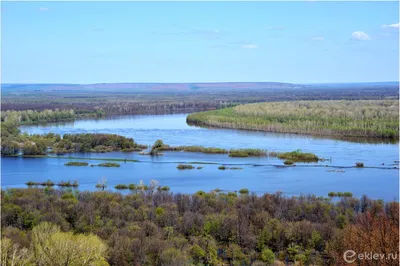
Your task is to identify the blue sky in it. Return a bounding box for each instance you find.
[2,1,399,84]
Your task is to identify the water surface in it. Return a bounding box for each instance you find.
[2,114,398,201]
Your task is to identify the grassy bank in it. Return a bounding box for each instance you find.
[187,100,399,139]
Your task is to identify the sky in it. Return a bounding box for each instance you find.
[1,1,399,84]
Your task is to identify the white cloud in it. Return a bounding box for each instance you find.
[351,31,371,41]
[382,23,399,28]
[311,36,324,41]
[39,7,49,11]
[241,44,258,49]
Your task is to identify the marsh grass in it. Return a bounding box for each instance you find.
[97,162,121,167]
[64,162,89,166]
[177,164,195,170]
[277,149,319,162]
[229,149,266,157]
[57,181,79,187]
[187,100,399,139]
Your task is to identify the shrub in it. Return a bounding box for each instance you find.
[196,190,206,196]
[261,248,275,264]
[128,184,136,190]
[114,184,128,190]
[25,181,39,186]
[40,180,55,186]
[355,162,364,168]
[95,183,107,189]
[97,162,120,167]
[64,162,88,166]
[277,149,319,162]
[57,181,78,187]
[284,160,294,165]
[177,164,194,170]
[239,188,249,195]
[328,192,337,197]
[227,192,237,197]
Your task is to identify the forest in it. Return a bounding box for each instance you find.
[1,188,398,266]
[1,109,104,124]
[187,100,399,139]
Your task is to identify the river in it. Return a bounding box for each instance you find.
[2,114,398,201]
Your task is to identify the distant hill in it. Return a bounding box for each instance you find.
[1,82,397,95]
[1,82,298,93]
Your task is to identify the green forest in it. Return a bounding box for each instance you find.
[1,188,398,266]
[1,120,146,155]
[187,100,399,139]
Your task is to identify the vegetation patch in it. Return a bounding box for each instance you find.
[57,181,78,187]
[114,184,128,190]
[187,100,399,139]
[229,149,266,157]
[97,162,121,168]
[328,192,353,197]
[239,188,249,195]
[277,149,319,162]
[64,162,89,166]
[355,162,364,168]
[177,164,194,170]
[284,160,295,165]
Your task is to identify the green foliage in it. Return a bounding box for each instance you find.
[97,162,120,168]
[2,109,77,124]
[64,161,89,166]
[57,180,78,187]
[277,149,319,162]
[114,184,128,190]
[229,149,267,157]
[328,192,353,197]
[1,188,397,266]
[218,165,227,170]
[177,164,194,170]
[31,222,108,266]
[239,188,249,195]
[1,121,144,155]
[260,248,275,265]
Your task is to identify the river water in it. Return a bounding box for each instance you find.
[2,114,398,201]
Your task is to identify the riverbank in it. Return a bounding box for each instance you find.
[187,100,399,139]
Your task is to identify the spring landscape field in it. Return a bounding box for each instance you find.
[1,2,399,266]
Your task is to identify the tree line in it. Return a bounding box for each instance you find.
[1,121,145,156]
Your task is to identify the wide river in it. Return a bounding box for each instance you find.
[2,114,399,201]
